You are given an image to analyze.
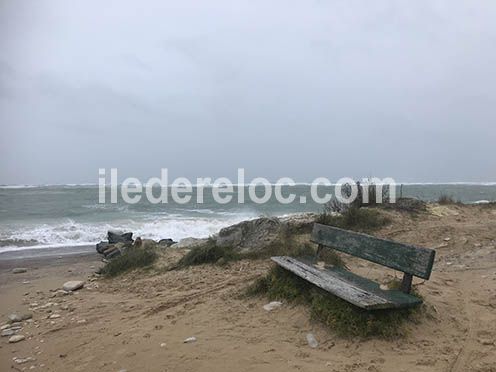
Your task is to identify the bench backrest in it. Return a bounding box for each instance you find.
[311,223,435,279]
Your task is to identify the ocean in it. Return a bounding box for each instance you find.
[1,183,495,258]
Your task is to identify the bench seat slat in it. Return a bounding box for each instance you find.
[311,224,435,279]
[271,256,422,310]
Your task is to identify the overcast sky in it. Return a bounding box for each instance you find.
[1,0,495,184]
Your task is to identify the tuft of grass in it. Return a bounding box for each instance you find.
[173,235,323,270]
[100,247,158,277]
[174,238,239,269]
[317,207,390,232]
[438,194,464,205]
[246,266,423,338]
[381,197,427,214]
[437,194,456,205]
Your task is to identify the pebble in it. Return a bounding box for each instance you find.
[12,268,28,274]
[1,329,15,337]
[160,342,167,348]
[49,314,61,319]
[183,337,197,343]
[8,312,32,322]
[263,301,282,311]
[14,356,35,364]
[62,281,84,292]
[306,333,319,348]
[8,334,25,343]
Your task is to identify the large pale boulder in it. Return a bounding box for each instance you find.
[8,312,32,323]
[62,280,84,292]
[216,217,281,252]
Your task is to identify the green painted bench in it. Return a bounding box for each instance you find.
[271,223,436,310]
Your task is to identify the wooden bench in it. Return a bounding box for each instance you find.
[271,223,435,310]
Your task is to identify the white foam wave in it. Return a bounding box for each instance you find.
[0,215,254,254]
[470,200,491,204]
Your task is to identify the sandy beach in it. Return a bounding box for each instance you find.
[1,204,495,372]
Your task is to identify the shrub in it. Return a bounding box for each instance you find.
[317,206,390,232]
[438,194,456,205]
[246,266,422,338]
[173,236,334,270]
[174,238,239,268]
[381,197,427,213]
[100,247,158,277]
[324,180,392,214]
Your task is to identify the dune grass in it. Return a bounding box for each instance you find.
[173,236,342,269]
[174,238,239,268]
[316,206,390,232]
[246,266,423,338]
[100,247,158,277]
[437,194,457,205]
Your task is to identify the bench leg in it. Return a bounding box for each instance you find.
[314,244,323,262]
[400,273,413,293]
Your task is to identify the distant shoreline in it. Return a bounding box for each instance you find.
[0,244,94,261]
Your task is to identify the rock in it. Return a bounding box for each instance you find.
[1,324,11,330]
[103,242,131,259]
[158,238,176,247]
[306,333,319,348]
[108,231,133,244]
[183,336,197,343]
[1,329,15,337]
[281,213,318,234]
[105,248,123,259]
[216,214,316,253]
[12,268,28,274]
[8,334,25,343]
[96,241,110,254]
[13,356,35,364]
[263,301,282,311]
[49,314,61,319]
[173,237,210,249]
[217,217,281,252]
[8,312,32,322]
[160,342,167,348]
[15,356,35,364]
[62,280,84,292]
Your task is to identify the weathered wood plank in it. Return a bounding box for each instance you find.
[311,224,435,279]
[271,256,423,310]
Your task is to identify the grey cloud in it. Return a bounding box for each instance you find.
[0,0,495,184]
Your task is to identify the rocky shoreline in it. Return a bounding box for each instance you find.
[94,213,319,260]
